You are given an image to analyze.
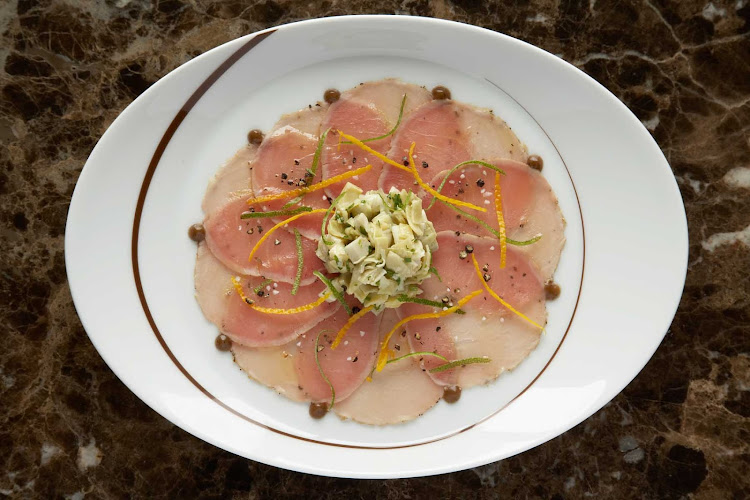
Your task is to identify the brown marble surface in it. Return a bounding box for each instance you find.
[1,0,749,498]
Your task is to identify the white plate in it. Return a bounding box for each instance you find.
[65,16,687,478]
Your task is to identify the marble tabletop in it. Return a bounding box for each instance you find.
[2,0,748,497]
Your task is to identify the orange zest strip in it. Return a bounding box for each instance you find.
[331,305,375,349]
[336,131,412,173]
[231,277,331,314]
[494,171,507,268]
[247,165,373,206]
[470,254,543,330]
[247,209,327,265]
[375,289,484,372]
[407,143,487,213]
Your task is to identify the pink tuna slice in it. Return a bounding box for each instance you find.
[232,342,307,402]
[399,232,545,385]
[202,145,258,215]
[194,242,338,347]
[380,100,472,193]
[322,80,431,196]
[294,306,381,404]
[250,128,329,238]
[379,98,528,193]
[427,162,530,236]
[427,159,565,281]
[203,197,325,285]
[334,309,444,425]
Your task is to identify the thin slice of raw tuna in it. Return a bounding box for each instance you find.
[501,162,566,281]
[461,104,527,163]
[379,99,528,193]
[202,145,258,215]
[232,342,307,402]
[427,160,565,281]
[441,299,544,388]
[249,127,329,237]
[271,102,328,137]
[400,232,545,386]
[203,197,325,284]
[322,80,431,196]
[380,100,472,193]
[294,306,381,403]
[334,310,444,425]
[194,242,338,347]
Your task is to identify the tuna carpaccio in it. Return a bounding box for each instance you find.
[194,79,565,425]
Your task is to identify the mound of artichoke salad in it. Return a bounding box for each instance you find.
[317,182,438,310]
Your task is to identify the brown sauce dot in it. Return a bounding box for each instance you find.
[309,402,329,419]
[248,129,264,145]
[188,223,205,242]
[527,155,543,171]
[443,386,462,403]
[431,85,451,100]
[324,89,341,104]
[215,334,232,351]
[544,281,561,300]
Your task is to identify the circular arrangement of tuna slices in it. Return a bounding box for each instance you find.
[193,79,566,426]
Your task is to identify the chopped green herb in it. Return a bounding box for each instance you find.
[390,192,404,210]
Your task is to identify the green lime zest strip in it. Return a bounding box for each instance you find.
[281,195,306,209]
[314,329,336,409]
[241,206,312,219]
[313,270,352,316]
[396,295,444,308]
[291,229,303,296]
[395,295,467,314]
[341,94,407,144]
[427,160,506,210]
[430,357,491,373]
[507,234,542,246]
[280,128,330,209]
[309,127,331,179]
[437,200,542,246]
[253,279,273,295]
[428,266,442,282]
[387,351,449,365]
[321,191,346,246]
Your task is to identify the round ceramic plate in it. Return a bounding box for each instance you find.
[65,16,687,478]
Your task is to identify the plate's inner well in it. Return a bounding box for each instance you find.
[137,55,584,447]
